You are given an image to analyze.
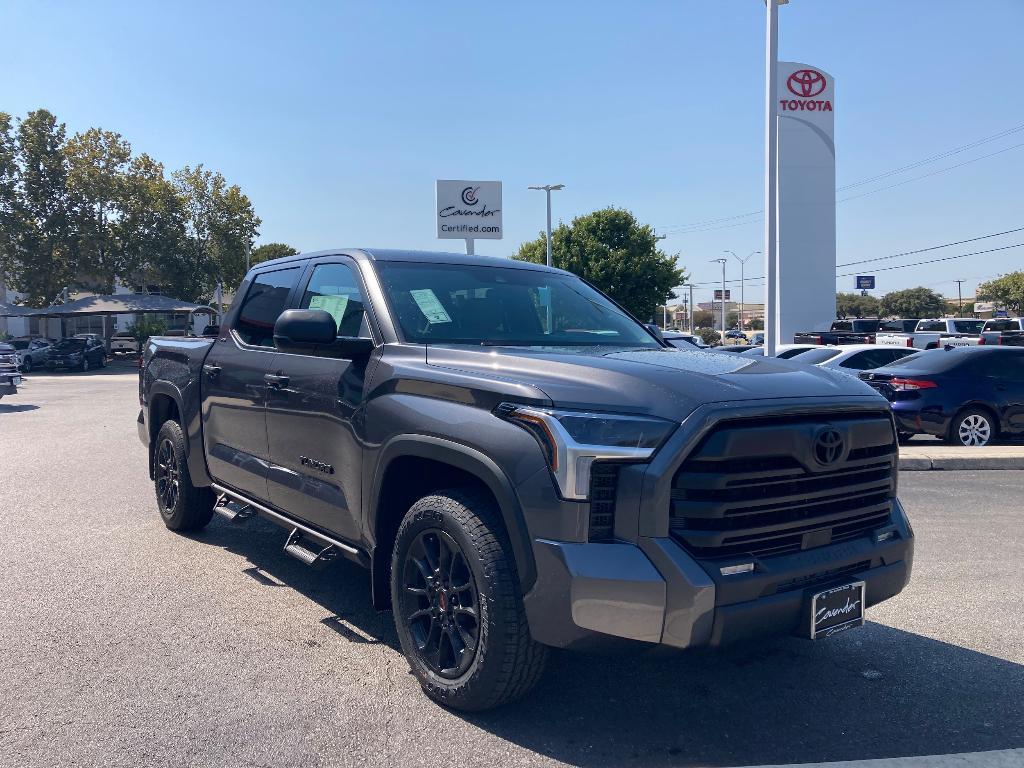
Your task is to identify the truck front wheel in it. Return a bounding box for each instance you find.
[390,490,547,711]
[153,420,214,531]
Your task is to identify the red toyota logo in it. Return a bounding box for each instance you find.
[787,69,827,98]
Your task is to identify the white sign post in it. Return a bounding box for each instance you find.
[436,180,503,255]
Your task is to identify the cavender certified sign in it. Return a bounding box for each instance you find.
[436,180,502,240]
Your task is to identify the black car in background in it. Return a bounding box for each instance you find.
[45,337,107,372]
[860,346,1024,446]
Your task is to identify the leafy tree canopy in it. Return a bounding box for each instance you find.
[977,272,1024,314]
[835,292,880,319]
[514,207,685,322]
[879,287,947,318]
[251,242,299,266]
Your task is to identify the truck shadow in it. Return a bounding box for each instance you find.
[195,516,1023,766]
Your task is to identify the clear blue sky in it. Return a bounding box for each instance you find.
[4,0,1023,307]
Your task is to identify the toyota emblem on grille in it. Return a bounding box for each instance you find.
[813,427,845,466]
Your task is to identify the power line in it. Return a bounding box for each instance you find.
[683,226,1024,286]
[657,121,1024,235]
[836,142,1024,203]
[835,242,1024,277]
[836,226,1024,267]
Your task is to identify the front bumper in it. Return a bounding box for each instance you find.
[524,499,914,650]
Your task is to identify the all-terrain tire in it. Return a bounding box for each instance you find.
[390,489,547,711]
[153,420,215,531]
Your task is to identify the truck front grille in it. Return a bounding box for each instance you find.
[669,413,897,560]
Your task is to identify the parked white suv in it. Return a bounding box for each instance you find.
[110,331,139,355]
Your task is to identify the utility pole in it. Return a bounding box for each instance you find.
[763,0,785,356]
[955,279,965,317]
[711,258,728,338]
[725,249,761,331]
[528,184,565,267]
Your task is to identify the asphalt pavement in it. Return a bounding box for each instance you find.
[1,372,1022,768]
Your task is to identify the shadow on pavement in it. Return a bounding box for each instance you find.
[193,516,1023,767]
[0,403,40,413]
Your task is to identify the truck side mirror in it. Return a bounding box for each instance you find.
[274,309,337,348]
[274,309,375,361]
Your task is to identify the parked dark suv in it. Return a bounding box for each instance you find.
[138,248,914,710]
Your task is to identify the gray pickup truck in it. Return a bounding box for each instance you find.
[138,248,914,710]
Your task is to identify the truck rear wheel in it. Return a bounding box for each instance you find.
[153,420,214,531]
[390,489,547,711]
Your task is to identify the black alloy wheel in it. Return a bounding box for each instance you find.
[155,437,180,512]
[399,528,480,679]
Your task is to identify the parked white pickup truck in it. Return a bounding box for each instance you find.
[875,318,985,349]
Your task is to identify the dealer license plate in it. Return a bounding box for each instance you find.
[810,581,865,639]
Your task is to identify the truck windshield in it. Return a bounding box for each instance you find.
[376,262,660,348]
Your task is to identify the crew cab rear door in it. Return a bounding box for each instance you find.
[202,264,304,502]
[264,257,378,543]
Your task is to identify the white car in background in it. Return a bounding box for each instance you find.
[9,338,52,372]
[741,343,819,359]
[110,331,139,355]
[791,344,920,375]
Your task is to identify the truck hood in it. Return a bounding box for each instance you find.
[425,345,880,420]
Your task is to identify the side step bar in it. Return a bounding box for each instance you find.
[284,528,338,569]
[210,483,369,569]
[213,494,256,522]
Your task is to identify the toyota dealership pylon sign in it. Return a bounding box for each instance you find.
[772,62,837,344]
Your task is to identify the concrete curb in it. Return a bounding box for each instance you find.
[898,449,1024,471]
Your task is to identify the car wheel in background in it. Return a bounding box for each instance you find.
[81,358,89,372]
[948,407,996,447]
[897,432,914,445]
[22,358,32,373]
[153,420,214,531]
[390,489,547,711]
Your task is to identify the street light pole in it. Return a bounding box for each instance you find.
[725,249,761,331]
[955,279,965,317]
[711,258,728,338]
[528,184,565,267]
[764,0,785,356]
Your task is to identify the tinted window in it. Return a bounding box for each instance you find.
[839,350,890,370]
[831,321,853,332]
[967,351,1024,379]
[918,321,945,332]
[954,320,984,334]
[11,340,28,350]
[777,347,815,359]
[376,262,660,348]
[298,262,370,338]
[53,339,87,351]
[234,266,302,347]
[983,319,1021,332]
[796,348,842,364]
[883,348,977,373]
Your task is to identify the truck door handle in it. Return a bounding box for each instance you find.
[202,364,221,378]
[264,373,289,389]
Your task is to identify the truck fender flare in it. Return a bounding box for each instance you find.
[147,380,213,487]
[367,435,537,606]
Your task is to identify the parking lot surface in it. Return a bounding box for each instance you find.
[1,372,1022,768]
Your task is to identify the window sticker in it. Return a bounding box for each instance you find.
[410,289,452,324]
[309,294,349,329]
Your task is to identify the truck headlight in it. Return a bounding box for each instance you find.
[496,403,676,500]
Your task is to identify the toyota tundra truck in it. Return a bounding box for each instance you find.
[137,248,914,711]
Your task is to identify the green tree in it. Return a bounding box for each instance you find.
[692,309,714,328]
[251,242,299,266]
[977,272,1024,314]
[0,113,21,278]
[64,127,133,291]
[726,311,739,329]
[748,317,764,330]
[696,327,720,346]
[173,165,261,293]
[7,110,77,306]
[126,315,167,349]
[879,287,947,318]
[514,207,685,322]
[835,292,880,319]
